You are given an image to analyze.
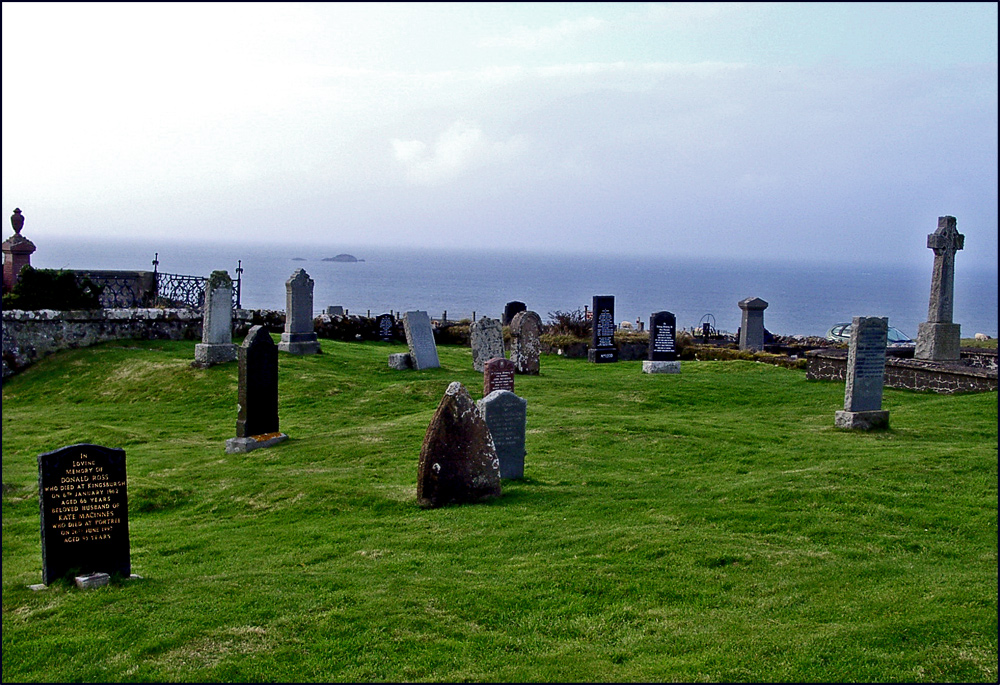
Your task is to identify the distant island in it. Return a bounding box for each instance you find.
[322,254,364,262]
[291,257,307,261]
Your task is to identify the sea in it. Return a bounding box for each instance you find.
[28,237,999,339]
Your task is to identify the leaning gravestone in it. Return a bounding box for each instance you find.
[377,313,396,342]
[477,390,527,480]
[193,270,238,367]
[38,443,130,585]
[483,357,515,396]
[738,297,769,351]
[643,310,680,374]
[915,216,965,361]
[278,269,321,355]
[503,301,526,326]
[509,310,542,375]
[402,310,440,369]
[417,382,501,508]
[835,316,890,430]
[470,317,505,372]
[588,295,618,363]
[226,326,288,453]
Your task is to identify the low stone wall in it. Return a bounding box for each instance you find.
[805,348,997,394]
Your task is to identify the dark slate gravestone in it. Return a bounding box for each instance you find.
[227,325,288,453]
[377,313,396,342]
[477,390,527,480]
[502,301,526,326]
[38,443,130,585]
[643,310,681,373]
[417,382,501,508]
[588,295,618,363]
[483,357,515,396]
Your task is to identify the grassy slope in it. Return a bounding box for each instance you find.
[2,337,997,682]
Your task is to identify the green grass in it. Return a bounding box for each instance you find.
[2,337,997,682]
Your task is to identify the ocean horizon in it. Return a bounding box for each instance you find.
[23,236,999,340]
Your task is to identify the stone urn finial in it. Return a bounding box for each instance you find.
[11,208,24,235]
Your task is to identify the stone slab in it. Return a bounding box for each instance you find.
[193,342,237,366]
[75,572,111,589]
[470,318,505,372]
[915,321,961,361]
[388,353,413,370]
[588,348,619,363]
[402,310,440,369]
[225,432,289,454]
[642,360,681,374]
[477,390,527,480]
[835,410,889,430]
[843,316,888,412]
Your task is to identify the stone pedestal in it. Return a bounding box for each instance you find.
[225,432,289,454]
[835,410,889,431]
[3,209,36,293]
[278,333,321,355]
[588,348,619,363]
[642,360,681,374]
[388,353,412,370]
[915,323,961,362]
[194,343,238,366]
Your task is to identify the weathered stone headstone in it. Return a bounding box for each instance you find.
[402,310,440,369]
[327,305,345,317]
[470,317,505,372]
[738,297,768,351]
[483,357,516,396]
[588,295,618,363]
[477,390,527,480]
[915,216,965,361]
[509,310,542,374]
[38,443,130,585]
[643,310,680,374]
[193,270,237,367]
[376,313,396,342]
[417,382,501,508]
[227,326,288,453]
[835,316,890,430]
[503,301,526,326]
[278,269,321,355]
[388,352,412,370]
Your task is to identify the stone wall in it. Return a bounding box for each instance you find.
[805,348,997,394]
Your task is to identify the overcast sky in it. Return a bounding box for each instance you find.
[2,2,997,267]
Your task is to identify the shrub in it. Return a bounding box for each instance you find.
[2,266,103,310]
[546,309,591,338]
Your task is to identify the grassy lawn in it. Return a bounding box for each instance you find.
[2,336,997,682]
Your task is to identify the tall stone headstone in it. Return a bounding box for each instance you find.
[509,310,542,375]
[193,270,237,367]
[643,310,680,374]
[3,208,36,293]
[588,295,618,363]
[915,216,965,361]
[38,443,130,585]
[278,269,321,355]
[835,316,890,430]
[738,297,768,351]
[478,390,527,480]
[417,382,501,508]
[376,313,396,342]
[227,326,288,453]
[469,317,505,372]
[402,310,440,369]
[483,357,516,396]
[503,301,526,326]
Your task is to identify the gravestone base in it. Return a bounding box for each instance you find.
[588,349,619,363]
[835,410,889,431]
[278,333,321,355]
[388,353,413,370]
[193,343,237,367]
[75,572,110,589]
[915,322,961,361]
[225,432,289,454]
[642,360,681,374]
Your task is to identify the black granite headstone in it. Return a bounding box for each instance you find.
[649,311,678,361]
[502,301,526,326]
[377,313,395,342]
[589,295,618,363]
[38,443,130,585]
[236,325,279,438]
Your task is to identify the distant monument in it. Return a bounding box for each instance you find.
[738,297,768,351]
[915,216,964,361]
[3,208,36,293]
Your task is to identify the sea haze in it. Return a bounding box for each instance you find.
[29,237,999,339]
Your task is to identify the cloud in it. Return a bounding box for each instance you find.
[391,121,524,186]
[479,16,605,50]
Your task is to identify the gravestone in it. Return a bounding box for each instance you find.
[835,316,890,430]
[193,270,237,367]
[643,310,680,374]
[503,301,526,326]
[417,382,501,508]
[483,357,516,396]
[388,353,412,370]
[402,310,440,369]
[509,310,542,375]
[227,326,288,453]
[588,295,618,363]
[278,269,321,355]
[469,317,505,372]
[327,305,345,317]
[38,443,130,585]
[478,390,527,480]
[738,297,768,351]
[915,216,965,361]
[376,313,396,342]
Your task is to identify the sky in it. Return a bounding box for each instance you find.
[2,2,997,268]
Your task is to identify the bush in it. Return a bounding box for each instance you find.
[2,267,103,310]
[547,309,591,338]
